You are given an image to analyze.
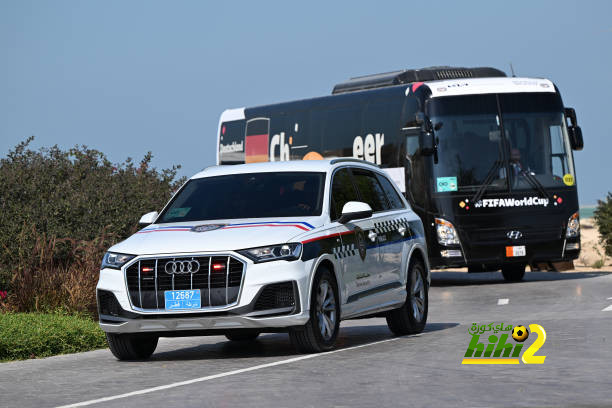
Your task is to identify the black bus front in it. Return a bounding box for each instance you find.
[416,90,583,280]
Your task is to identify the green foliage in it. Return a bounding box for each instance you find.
[0,137,186,289]
[0,311,106,361]
[594,192,612,257]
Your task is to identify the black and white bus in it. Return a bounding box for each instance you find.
[216,66,584,281]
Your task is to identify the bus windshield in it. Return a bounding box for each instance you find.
[428,93,575,193]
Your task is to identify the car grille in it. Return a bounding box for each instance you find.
[125,255,245,310]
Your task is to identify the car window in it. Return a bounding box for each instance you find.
[376,173,405,210]
[351,168,389,212]
[330,168,360,221]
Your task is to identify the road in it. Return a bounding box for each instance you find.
[1,269,612,408]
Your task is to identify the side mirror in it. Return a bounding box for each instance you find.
[338,201,373,224]
[419,131,436,155]
[139,211,158,226]
[565,107,584,151]
[568,126,584,151]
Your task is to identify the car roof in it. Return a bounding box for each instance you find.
[191,159,379,179]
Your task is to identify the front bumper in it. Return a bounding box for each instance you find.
[96,252,314,335]
[430,237,581,269]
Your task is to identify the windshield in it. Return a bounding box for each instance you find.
[428,92,575,193]
[158,172,325,223]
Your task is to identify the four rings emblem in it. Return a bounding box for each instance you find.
[164,260,200,274]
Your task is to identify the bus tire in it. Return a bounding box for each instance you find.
[289,266,340,353]
[386,258,428,335]
[501,264,526,282]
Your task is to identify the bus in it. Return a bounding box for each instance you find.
[216,66,584,281]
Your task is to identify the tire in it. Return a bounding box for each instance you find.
[501,264,526,282]
[386,258,428,335]
[290,267,340,353]
[106,333,158,361]
[225,331,260,342]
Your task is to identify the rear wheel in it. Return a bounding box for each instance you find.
[290,267,340,353]
[386,258,428,335]
[225,331,260,342]
[501,264,526,282]
[106,333,158,361]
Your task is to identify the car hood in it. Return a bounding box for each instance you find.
[109,217,326,255]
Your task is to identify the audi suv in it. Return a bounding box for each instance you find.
[97,159,430,360]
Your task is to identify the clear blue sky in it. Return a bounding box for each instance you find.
[1,0,611,204]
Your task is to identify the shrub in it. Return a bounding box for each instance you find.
[0,311,106,361]
[0,137,185,311]
[594,192,612,257]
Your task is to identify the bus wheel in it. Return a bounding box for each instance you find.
[501,264,526,282]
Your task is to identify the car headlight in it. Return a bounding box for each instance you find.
[435,218,460,246]
[101,252,135,270]
[238,243,302,263]
[566,212,580,238]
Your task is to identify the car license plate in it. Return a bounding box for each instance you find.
[164,289,201,310]
[505,245,526,257]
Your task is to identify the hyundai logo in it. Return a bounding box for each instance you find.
[164,260,200,274]
[506,230,523,240]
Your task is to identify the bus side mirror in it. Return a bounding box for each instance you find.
[564,107,584,151]
[568,126,584,151]
[415,113,436,155]
[419,131,436,155]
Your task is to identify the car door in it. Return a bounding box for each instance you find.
[329,167,381,314]
[373,172,411,286]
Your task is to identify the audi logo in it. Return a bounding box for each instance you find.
[164,260,200,274]
[506,230,523,240]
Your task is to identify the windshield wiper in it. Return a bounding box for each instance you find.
[470,159,503,205]
[517,169,552,202]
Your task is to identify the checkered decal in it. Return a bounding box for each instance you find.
[333,243,356,259]
[374,217,410,235]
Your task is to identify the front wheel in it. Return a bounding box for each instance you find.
[386,258,428,335]
[501,264,526,282]
[106,333,158,361]
[290,267,340,353]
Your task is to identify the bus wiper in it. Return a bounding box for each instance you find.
[470,159,503,205]
[517,169,552,202]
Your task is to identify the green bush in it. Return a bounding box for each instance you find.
[0,312,106,361]
[0,137,185,291]
[594,192,612,257]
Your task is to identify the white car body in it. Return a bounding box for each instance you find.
[97,159,429,341]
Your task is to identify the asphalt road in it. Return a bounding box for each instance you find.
[2,269,612,408]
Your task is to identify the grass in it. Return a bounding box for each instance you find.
[0,311,107,361]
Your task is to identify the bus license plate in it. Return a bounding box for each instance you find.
[506,245,526,257]
[164,289,201,310]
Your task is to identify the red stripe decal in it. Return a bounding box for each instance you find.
[301,230,354,244]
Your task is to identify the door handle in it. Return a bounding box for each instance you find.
[368,231,377,242]
[398,226,406,236]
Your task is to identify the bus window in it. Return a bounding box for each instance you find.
[376,173,405,210]
[330,168,360,221]
[351,168,389,212]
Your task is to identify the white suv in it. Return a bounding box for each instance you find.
[97,159,429,360]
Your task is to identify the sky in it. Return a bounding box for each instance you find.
[1,0,611,204]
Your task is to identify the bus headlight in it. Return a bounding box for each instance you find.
[566,212,580,238]
[435,218,460,246]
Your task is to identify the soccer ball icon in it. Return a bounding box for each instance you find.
[512,325,529,342]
